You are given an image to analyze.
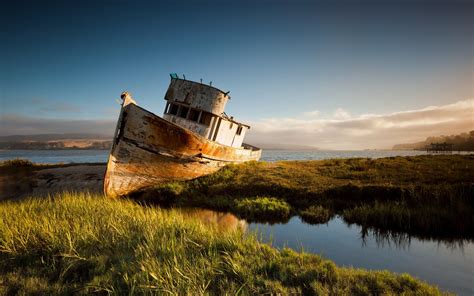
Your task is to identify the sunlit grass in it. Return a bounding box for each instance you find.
[0,192,447,295]
[235,196,291,222]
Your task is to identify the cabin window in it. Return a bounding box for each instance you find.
[229,123,233,129]
[236,126,243,135]
[188,109,200,122]
[169,103,179,115]
[178,106,189,119]
[199,112,213,126]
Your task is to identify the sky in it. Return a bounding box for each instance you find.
[1,0,473,149]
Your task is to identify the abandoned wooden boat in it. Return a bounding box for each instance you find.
[104,74,262,198]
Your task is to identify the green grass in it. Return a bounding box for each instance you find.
[235,197,291,222]
[136,155,474,241]
[0,193,447,295]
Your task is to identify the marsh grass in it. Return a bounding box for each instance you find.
[137,155,474,240]
[0,193,447,295]
[0,158,34,167]
[235,197,291,222]
[0,159,36,175]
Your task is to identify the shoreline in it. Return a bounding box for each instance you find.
[1,155,472,294]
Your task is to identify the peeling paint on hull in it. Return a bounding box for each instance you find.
[104,103,261,198]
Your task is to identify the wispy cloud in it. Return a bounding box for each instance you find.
[303,109,320,117]
[333,108,351,120]
[246,99,474,150]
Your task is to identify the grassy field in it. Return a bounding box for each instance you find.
[136,155,474,241]
[0,193,447,295]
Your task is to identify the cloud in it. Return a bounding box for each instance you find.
[333,108,350,120]
[303,109,320,117]
[246,99,474,150]
[0,114,115,136]
[1,99,472,150]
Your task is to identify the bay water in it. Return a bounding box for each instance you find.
[0,149,431,164]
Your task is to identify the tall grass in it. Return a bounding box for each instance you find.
[0,193,446,295]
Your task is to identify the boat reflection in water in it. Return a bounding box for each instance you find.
[179,208,248,233]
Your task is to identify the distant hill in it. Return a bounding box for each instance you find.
[0,133,111,142]
[393,131,474,151]
[0,133,112,150]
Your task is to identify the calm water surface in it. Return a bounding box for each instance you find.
[247,217,473,296]
[0,149,432,163]
[184,209,473,296]
[0,149,108,163]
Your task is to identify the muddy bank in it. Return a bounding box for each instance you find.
[0,164,106,200]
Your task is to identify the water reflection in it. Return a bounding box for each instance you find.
[248,217,474,296]
[359,226,471,251]
[174,208,473,295]
[360,228,413,250]
[179,208,248,232]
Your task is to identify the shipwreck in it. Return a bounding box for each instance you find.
[104,74,262,198]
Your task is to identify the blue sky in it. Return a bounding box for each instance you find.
[1,0,473,148]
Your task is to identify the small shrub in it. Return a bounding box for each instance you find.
[235,197,291,221]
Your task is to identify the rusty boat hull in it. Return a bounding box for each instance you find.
[104,103,261,198]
